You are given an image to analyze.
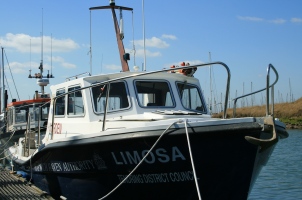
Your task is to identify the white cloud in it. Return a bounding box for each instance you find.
[134,37,169,48]
[44,55,76,69]
[5,56,76,75]
[268,19,286,24]
[291,18,302,23]
[105,64,122,71]
[5,61,29,74]
[237,16,263,22]
[127,48,161,58]
[61,62,76,69]
[136,49,161,57]
[162,34,177,40]
[46,55,65,63]
[238,16,288,24]
[0,33,79,53]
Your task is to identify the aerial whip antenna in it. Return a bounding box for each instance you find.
[142,0,146,71]
[89,10,92,75]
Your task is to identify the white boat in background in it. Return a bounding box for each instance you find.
[6,1,288,199]
[0,62,52,147]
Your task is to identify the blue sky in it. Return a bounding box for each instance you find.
[0,0,301,108]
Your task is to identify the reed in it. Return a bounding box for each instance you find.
[213,97,302,129]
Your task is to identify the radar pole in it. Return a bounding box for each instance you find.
[89,0,133,72]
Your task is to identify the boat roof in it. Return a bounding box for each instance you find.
[50,71,199,91]
[7,98,50,108]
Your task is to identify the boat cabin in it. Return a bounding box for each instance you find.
[6,93,50,133]
[45,71,210,141]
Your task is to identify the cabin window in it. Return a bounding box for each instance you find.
[41,104,50,120]
[7,108,13,126]
[68,86,85,116]
[91,81,129,113]
[135,81,175,107]
[29,107,35,122]
[55,89,65,115]
[15,107,27,123]
[177,82,206,112]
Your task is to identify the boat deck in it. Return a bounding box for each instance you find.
[0,167,53,200]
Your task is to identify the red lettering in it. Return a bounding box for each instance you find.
[53,123,62,134]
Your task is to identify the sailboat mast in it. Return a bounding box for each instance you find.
[2,48,4,113]
[209,52,212,114]
[289,78,292,102]
[1,47,3,114]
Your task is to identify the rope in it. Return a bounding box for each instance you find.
[4,73,13,98]
[0,149,11,161]
[184,119,202,200]
[1,100,50,178]
[99,119,203,199]
[99,120,181,200]
[0,129,16,152]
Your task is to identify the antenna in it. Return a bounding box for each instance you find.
[142,0,146,71]
[29,39,32,78]
[89,10,92,75]
[131,10,136,67]
[49,33,54,78]
[41,8,44,68]
[28,8,54,97]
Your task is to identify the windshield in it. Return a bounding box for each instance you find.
[135,80,175,107]
[177,82,206,112]
[91,81,130,113]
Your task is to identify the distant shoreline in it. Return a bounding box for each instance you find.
[212,97,302,130]
[284,122,302,129]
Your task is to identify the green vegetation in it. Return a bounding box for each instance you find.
[213,97,302,129]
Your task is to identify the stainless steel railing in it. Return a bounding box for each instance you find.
[49,62,231,138]
[232,64,279,117]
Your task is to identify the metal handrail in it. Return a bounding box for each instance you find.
[65,72,91,81]
[232,64,279,117]
[23,101,51,148]
[102,83,111,131]
[50,62,231,137]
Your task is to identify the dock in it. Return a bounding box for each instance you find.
[0,166,53,199]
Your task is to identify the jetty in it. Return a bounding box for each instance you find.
[0,166,53,199]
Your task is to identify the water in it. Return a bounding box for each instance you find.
[248,129,302,200]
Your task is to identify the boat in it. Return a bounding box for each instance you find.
[0,63,52,146]
[0,22,53,145]
[5,1,288,199]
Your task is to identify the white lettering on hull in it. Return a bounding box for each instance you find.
[112,146,186,165]
[33,153,107,172]
[117,171,194,184]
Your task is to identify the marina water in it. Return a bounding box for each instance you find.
[248,129,302,200]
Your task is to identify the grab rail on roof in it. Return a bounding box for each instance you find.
[49,62,231,137]
[65,72,91,81]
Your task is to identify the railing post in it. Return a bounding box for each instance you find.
[102,83,111,131]
[51,98,57,140]
[232,64,278,118]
